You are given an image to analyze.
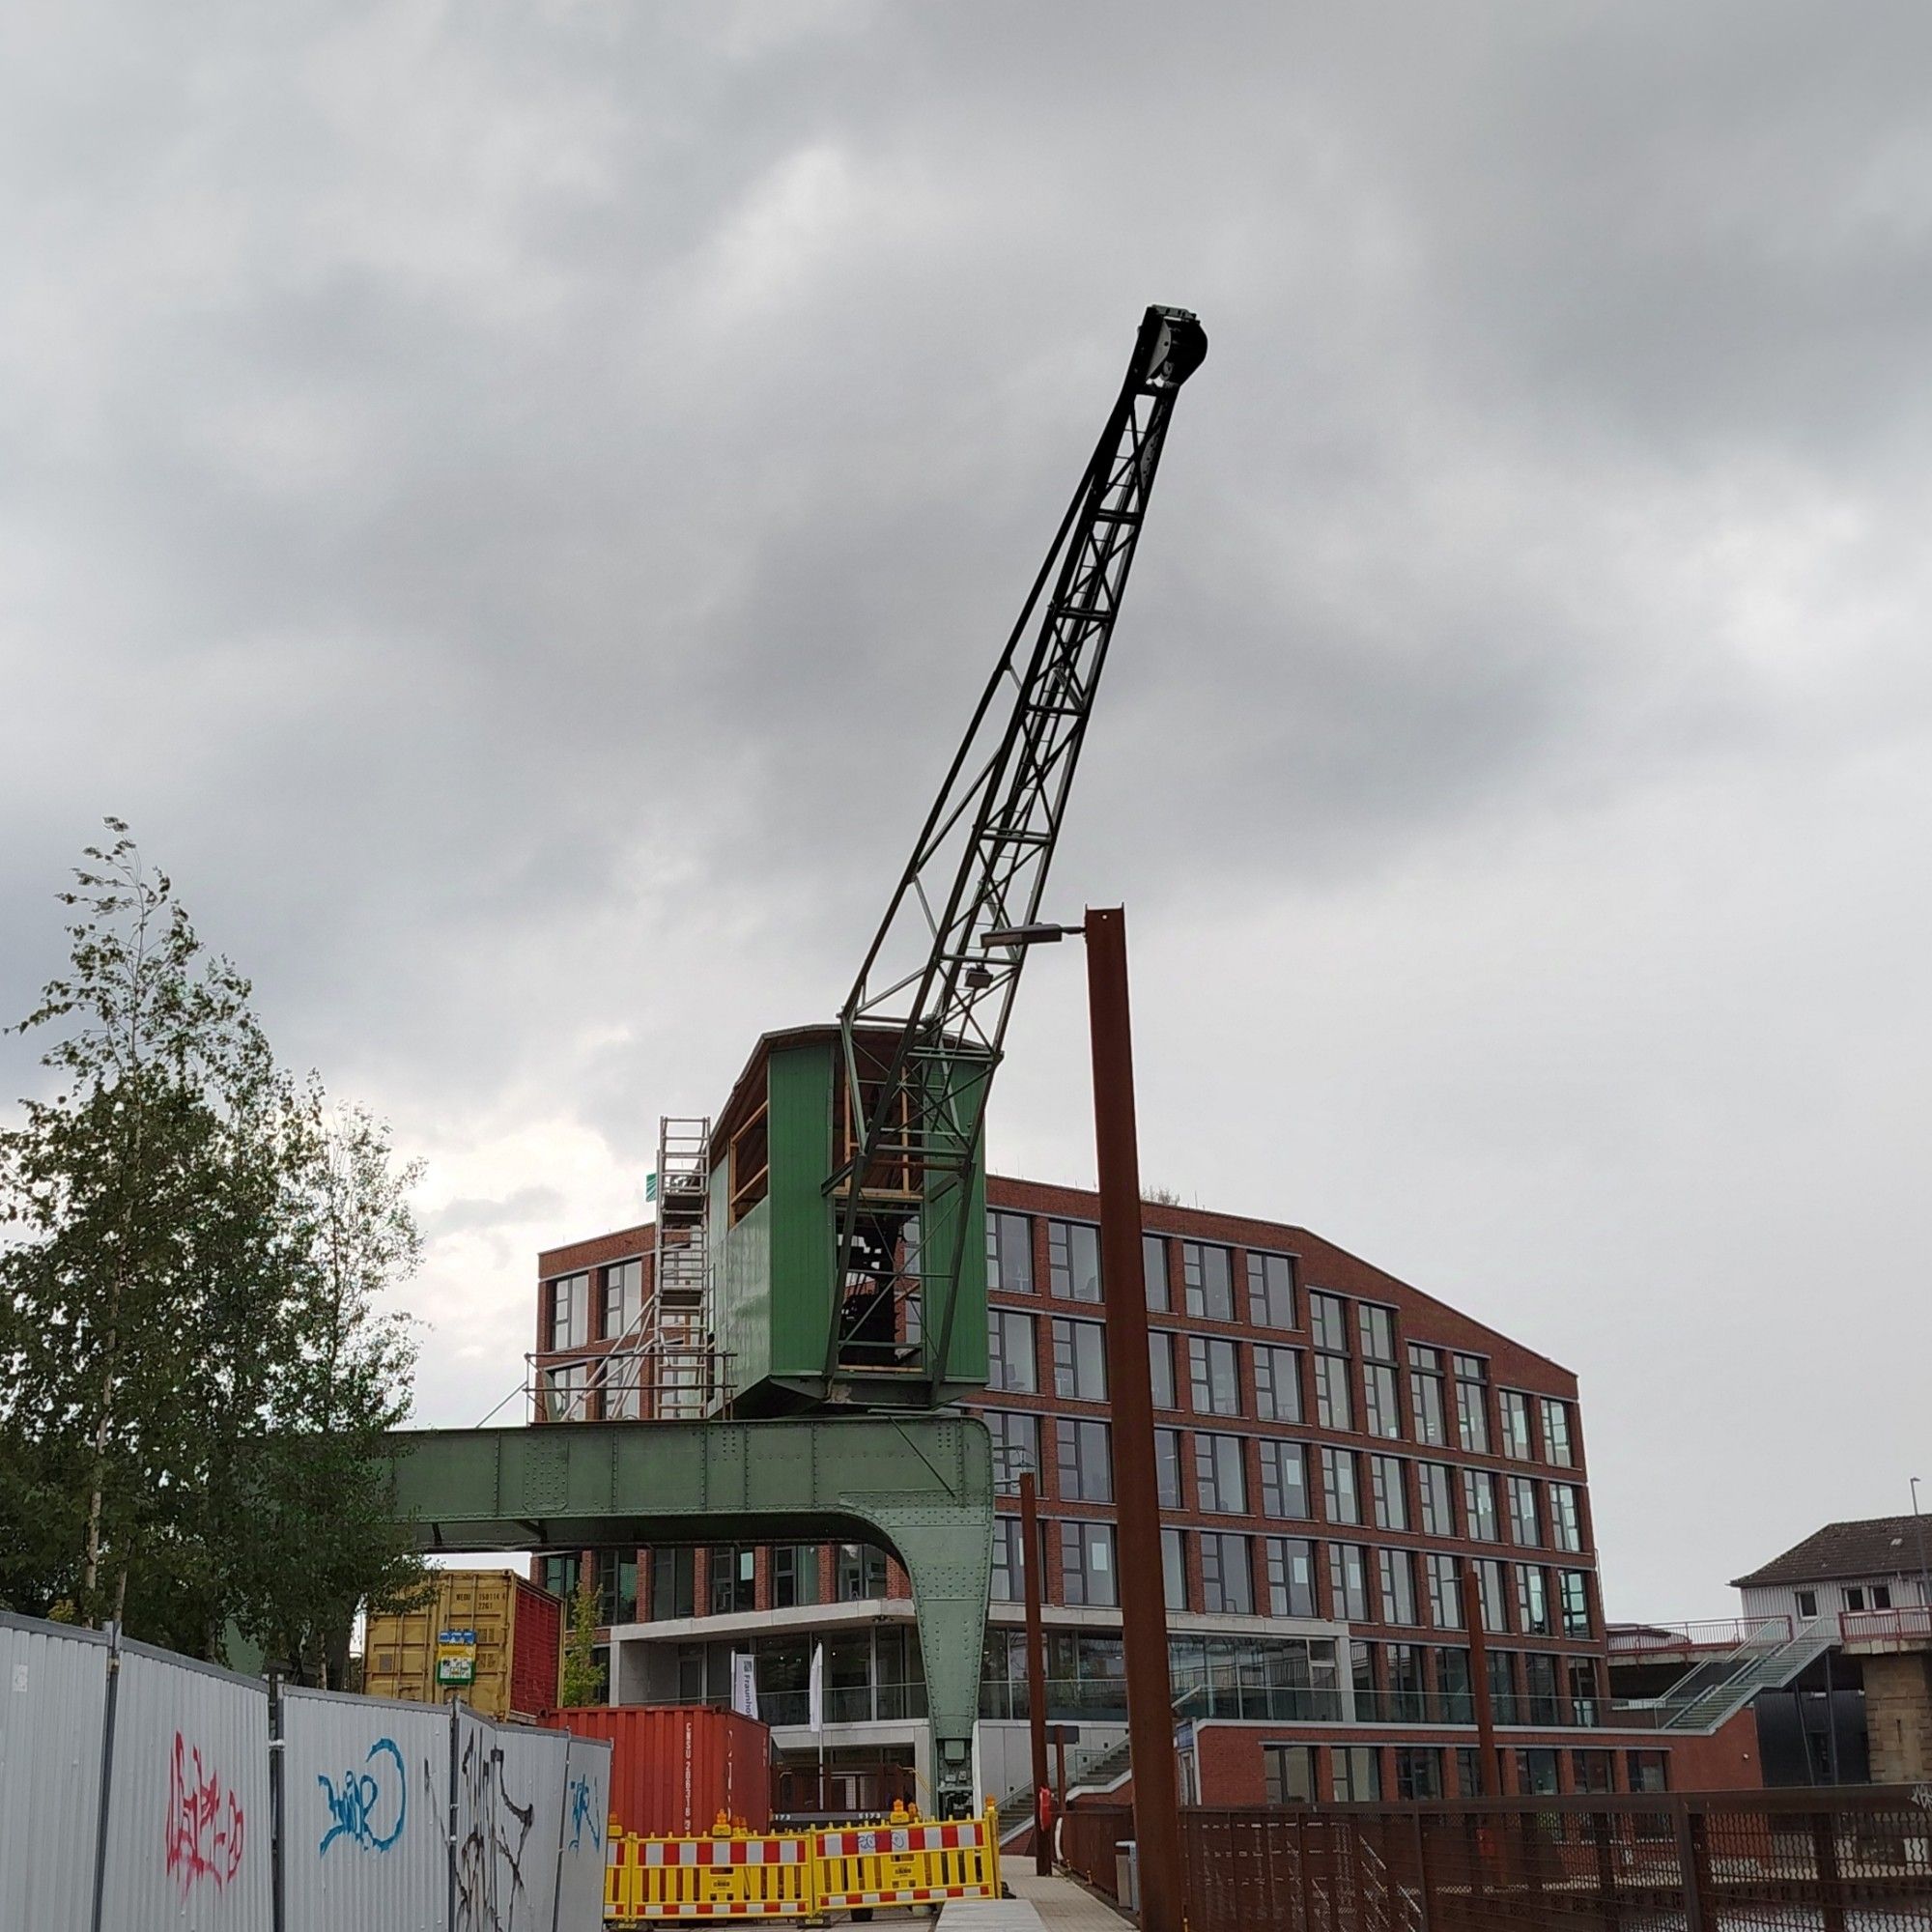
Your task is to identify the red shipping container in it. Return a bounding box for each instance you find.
[546,1706,772,1837]
[508,1582,564,1719]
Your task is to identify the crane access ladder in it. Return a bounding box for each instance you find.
[623,1116,724,1419]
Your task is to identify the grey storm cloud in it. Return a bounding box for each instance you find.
[4,0,1931,1615]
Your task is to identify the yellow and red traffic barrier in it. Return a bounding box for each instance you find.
[605,1802,1001,1924]
[811,1806,1001,1912]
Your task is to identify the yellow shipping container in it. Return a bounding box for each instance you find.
[361,1569,564,1721]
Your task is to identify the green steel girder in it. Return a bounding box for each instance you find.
[382,1412,993,1804]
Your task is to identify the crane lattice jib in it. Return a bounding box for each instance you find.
[829,304,1208,1391]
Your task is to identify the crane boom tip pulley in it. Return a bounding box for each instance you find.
[1133,305,1208,393]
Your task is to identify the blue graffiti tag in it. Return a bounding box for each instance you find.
[568,1775,601,1854]
[318,1737,407,1856]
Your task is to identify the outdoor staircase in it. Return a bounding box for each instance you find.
[995,1736,1128,1842]
[995,1688,1211,1841]
[1655,1618,1837,1731]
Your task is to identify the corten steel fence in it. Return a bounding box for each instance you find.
[1059,1792,1932,1932]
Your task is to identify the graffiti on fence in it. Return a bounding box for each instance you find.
[567,1772,600,1854]
[454,1729,536,1931]
[165,1730,245,1897]
[317,1736,407,1856]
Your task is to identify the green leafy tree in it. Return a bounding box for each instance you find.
[560,1553,604,1706]
[231,1093,432,1684]
[0,822,426,1662]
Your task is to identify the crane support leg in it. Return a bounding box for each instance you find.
[380,1413,994,1811]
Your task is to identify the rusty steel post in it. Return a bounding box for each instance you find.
[1020,1469,1052,1876]
[1462,1565,1500,1797]
[1084,906,1183,1932]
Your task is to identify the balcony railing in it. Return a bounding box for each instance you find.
[661,1684,927,1727]
[1350,1689,1468,1725]
[1838,1605,1932,1644]
[1607,1617,1791,1655]
[979,1678,1347,1724]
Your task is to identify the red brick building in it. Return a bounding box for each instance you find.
[533,1177,1677,1810]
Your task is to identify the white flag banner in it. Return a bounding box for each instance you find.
[808,1641,824,1734]
[732,1652,759,1719]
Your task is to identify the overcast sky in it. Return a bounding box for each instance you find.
[5,1,1930,1622]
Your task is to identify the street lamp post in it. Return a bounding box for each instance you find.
[1020,1468,1052,1877]
[982,907,1182,1932]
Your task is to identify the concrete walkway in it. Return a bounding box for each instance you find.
[939,1871,1132,1932]
[1008,1871,1134,1931]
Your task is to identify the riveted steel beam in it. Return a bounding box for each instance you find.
[382,1413,993,1809]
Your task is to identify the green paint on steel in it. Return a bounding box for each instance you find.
[712,1029,991,1414]
[767,1039,834,1384]
[382,1412,994,1795]
[917,1054,991,1400]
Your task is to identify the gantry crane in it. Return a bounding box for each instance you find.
[388,307,1208,1814]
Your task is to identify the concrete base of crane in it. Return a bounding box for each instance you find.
[380,1411,994,1812]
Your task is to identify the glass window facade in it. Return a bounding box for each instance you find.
[1310,1292,1349,1352]
[1370,1454,1407,1531]
[1162,1526,1187,1611]
[984,1408,1041,1486]
[1195,1432,1248,1514]
[1313,1351,1352,1433]
[1047,1219,1100,1301]
[1200,1532,1254,1614]
[602,1260,641,1340]
[1378,1547,1418,1626]
[1254,1344,1302,1422]
[1051,1317,1107,1401]
[1182,1242,1236,1321]
[1246,1251,1295,1328]
[1549,1482,1583,1552]
[1143,1234,1169,1311]
[1061,1521,1117,1606]
[986,1212,1034,1295]
[1508,1476,1543,1548]
[549,1272,589,1350]
[1267,1537,1317,1617]
[1463,1469,1500,1543]
[1418,1463,1455,1537]
[1149,1331,1178,1409]
[1454,1354,1490,1453]
[1188,1335,1241,1415]
[1056,1417,1113,1503]
[1321,1446,1360,1524]
[1154,1427,1183,1509]
[1541,1397,1576,1466]
[1264,1744,1316,1804]
[987,1308,1037,1393]
[1328,1543,1369,1619]
[1258,1438,1310,1520]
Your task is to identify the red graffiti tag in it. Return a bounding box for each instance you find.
[164,1731,244,1896]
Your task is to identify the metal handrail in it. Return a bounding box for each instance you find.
[1608,1616,1791,1654]
[1839,1604,1932,1642]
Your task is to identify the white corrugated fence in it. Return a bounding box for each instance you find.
[0,1615,112,1932]
[0,1607,611,1932]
